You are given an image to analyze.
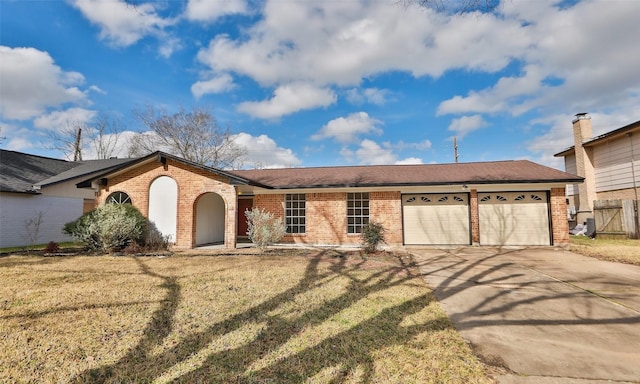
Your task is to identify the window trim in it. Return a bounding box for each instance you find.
[106,191,131,205]
[285,193,306,234]
[347,192,369,234]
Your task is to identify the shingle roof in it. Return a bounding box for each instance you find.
[0,150,77,193]
[76,151,264,189]
[230,160,583,189]
[70,150,582,191]
[37,157,135,187]
[0,149,138,193]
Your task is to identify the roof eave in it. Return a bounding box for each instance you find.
[0,188,41,195]
[262,178,584,189]
[76,151,272,189]
[582,119,640,147]
[554,147,575,157]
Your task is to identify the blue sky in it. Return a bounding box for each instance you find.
[1,0,639,169]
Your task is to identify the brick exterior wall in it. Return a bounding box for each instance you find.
[97,158,237,249]
[253,191,404,246]
[97,158,570,248]
[470,189,480,244]
[252,189,569,247]
[550,187,569,245]
[370,191,402,245]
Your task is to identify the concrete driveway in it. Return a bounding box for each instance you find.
[408,246,640,384]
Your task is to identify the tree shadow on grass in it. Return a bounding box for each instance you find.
[74,257,181,382]
[72,251,448,383]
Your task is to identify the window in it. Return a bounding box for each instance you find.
[285,194,306,234]
[347,192,369,234]
[106,191,131,204]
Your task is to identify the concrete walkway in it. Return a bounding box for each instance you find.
[408,246,640,384]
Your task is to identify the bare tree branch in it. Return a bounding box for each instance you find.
[45,122,83,161]
[45,112,126,160]
[131,105,247,169]
[88,112,123,159]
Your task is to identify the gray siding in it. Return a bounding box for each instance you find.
[593,134,640,192]
[0,193,81,248]
[565,154,578,196]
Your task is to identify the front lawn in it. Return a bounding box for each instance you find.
[0,250,492,383]
[568,236,640,265]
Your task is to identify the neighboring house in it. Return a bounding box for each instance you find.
[554,114,640,226]
[0,149,134,248]
[79,151,582,249]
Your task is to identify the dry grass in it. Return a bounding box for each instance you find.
[0,249,493,384]
[568,236,640,265]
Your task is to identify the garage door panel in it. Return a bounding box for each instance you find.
[479,192,550,246]
[403,193,470,245]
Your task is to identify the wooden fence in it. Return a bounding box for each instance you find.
[593,199,639,239]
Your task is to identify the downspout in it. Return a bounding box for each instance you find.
[628,132,639,238]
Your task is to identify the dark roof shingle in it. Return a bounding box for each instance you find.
[230,160,583,189]
[37,157,136,187]
[0,150,76,193]
[0,149,138,193]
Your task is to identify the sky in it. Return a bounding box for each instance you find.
[1,0,640,170]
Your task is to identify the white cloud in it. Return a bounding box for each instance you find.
[192,74,236,98]
[527,111,640,162]
[192,0,640,163]
[1,123,34,151]
[232,132,301,168]
[82,130,139,160]
[312,112,382,143]
[438,65,545,116]
[89,85,106,95]
[0,46,88,120]
[194,1,530,89]
[33,108,97,131]
[385,139,432,151]
[345,88,391,105]
[355,139,397,165]
[185,0,248,22]
[439,1,640,118]
[158,37,183,58]
[6,136,32,151]
[339,147,355,163]
[349,139,423,165]
[447,115,488,138]
[237,83,336,119]
[395,157,423,165]
[70,0,172,48]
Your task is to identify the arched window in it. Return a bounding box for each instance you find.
[106,191,131,204]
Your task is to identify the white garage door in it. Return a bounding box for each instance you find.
[478,192,550,246]
[403,193,470,245]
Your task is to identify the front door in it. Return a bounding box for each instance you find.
[237,197,253,237]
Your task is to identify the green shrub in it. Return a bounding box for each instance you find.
[361,221,386,253]
[64,204,148,253]
[245,207,287,251]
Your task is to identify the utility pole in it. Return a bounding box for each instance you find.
[73,127,82,161]
[454,137,459,163]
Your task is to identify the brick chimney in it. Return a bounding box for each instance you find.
[572,113,596,223]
